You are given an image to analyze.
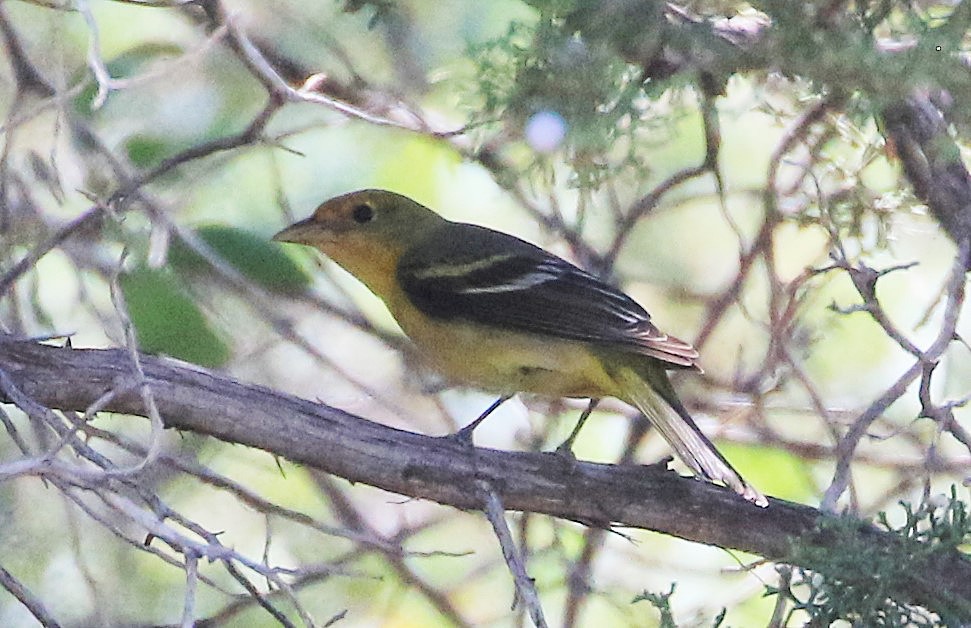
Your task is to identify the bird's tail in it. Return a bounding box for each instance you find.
[610,364,768,507]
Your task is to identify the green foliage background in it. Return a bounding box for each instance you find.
[1,0,970,626]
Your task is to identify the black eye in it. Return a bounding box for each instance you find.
[352,204,374,224]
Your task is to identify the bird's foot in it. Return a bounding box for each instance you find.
[440,425,477,448]
[553,439,577,461]
[645,455,674,471]
[439,395,511,449]
[548,439,581,473]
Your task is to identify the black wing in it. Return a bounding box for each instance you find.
[397,223,699,369]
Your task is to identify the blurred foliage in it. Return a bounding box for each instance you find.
[73,43,186,116]
[467,11,687,188]
[120,266,231,367]
[2,0,971,626]
[167,225,311,294]
[633,583,729,628]
[121,226,308,364]
[770,488,971,626]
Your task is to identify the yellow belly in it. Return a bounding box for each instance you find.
[387,290,618,399]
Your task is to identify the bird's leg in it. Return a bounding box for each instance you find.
[554,398,600,459]
[447,394,513,445]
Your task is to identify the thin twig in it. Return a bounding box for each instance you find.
[0,563,61,628]
[477,480,548,628]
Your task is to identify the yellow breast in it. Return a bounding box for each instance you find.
[385,288,617,399]
[318,232,617,399]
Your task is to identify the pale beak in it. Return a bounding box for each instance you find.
[272,216,317,245]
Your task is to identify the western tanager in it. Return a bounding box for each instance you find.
[273,189,767,507]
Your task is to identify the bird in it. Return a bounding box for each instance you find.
[273,189,767,507]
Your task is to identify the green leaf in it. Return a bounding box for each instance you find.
[74,43,185,116]
[121,267,230,368]
[124,135,172,169]
[168,225,311,294]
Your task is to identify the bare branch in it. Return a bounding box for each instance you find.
[479,480,548,628]
[0,563,61,628]
[822,242,970,508]
[1,337,969,616]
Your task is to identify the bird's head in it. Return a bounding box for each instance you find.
[272,189,447,298]
[272,189,444,248]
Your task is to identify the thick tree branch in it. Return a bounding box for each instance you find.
[0,337,969,617]
[883,93,971,256]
